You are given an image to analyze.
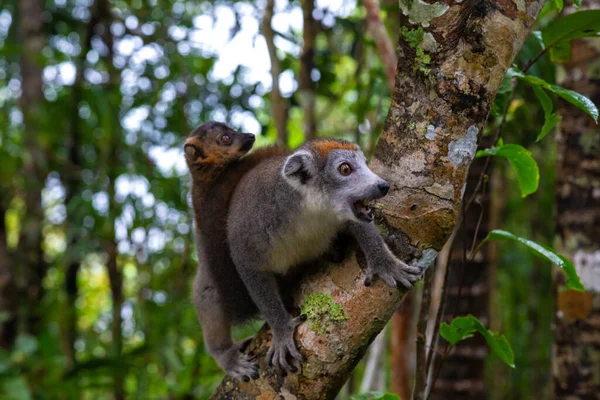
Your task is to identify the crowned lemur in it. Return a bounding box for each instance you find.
[184,122,422,381]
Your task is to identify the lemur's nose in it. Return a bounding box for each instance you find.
[378,181,390,195]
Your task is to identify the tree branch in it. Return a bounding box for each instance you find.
[211,1,542,398]
[299,0,318,141]
[262,0,289,146]
[362,0,397,92]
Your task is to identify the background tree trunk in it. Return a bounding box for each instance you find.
[210,1,542,398]
[262,0,289,146]
[430,151,495,399]
[17,0,47,338]
[552,34,600,398]
[0,196,15,348]
[300,0,317,141]
[390,295,414,399]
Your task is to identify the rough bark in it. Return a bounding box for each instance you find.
[17,0,47,338]
[430,151,494,399]
[262,0,289,146]
[362,0,397,92]
[211,1,542,398]
[299,0,317,141]
[552,35,600,399]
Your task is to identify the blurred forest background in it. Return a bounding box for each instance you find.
[0,0,598,399]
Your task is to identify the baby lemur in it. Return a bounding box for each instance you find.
[186,123,422,381]
[184,122,286,381]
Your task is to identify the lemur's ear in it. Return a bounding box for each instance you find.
[184,143,206,160]
[283,150,313,184]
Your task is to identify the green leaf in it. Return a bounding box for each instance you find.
[476,230,585,291]
[550,40,571,63]
[509,68,599,123]
[532,86,562,141]
[440,315,515,368]
[547,83,598,122]
[573,0,582,10]
[541,10,600,53]
[531,31,545,50]
[553,0,564,12]
[491,74,513,117]
[349,392,399,400]
[476,144,539,197]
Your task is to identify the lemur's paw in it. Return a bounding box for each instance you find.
[364,259,422,289]
[220,341,259,382]
[267,315,307,376]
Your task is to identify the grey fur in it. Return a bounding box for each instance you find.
[227,140,422,375]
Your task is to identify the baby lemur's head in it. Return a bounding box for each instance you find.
[184,121,255,172]
[282,139,389,222]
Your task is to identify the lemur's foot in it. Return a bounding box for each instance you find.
[219,339,259,382]
[267,315,307,375]
[364,258,422,288]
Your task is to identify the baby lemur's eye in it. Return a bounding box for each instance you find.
[338,163,352,176]
[220,134,232,145]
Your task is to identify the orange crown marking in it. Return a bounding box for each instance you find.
[312,141,358,157]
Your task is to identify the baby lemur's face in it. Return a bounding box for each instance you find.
[184,121,255,169]
[283,140,389,222]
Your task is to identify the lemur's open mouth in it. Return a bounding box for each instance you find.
[353,199,374,222]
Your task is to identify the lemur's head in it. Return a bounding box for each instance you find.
[282,139,389,222]
[184,121,255,171]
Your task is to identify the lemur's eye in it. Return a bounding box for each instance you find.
[220,134,232,145]
[338,163,352,176]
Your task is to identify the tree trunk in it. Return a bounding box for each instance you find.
[552,35,600,398]
[262,0,289,146]
[17,0,47,338]
[0,197,16,348]
[300,0,317,141]
[430,149,494,399]
[362,0,397,92]
[211,1,542,398]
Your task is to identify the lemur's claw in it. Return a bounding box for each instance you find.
[366,258,423,289]
[267,316,305,375]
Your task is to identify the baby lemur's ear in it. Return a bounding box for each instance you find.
[184,143,206,160]
[283,150,313,184]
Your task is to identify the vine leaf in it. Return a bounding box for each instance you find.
[475,230,585,292]
[508,67,599,123]
[440,315,515,368]
[476,144,539,197]
[532,85,562,141]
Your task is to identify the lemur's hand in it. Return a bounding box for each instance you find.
[267,314,307,375]
[364,256,422,288]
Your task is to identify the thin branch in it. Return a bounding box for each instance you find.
[413,267,434,400]
[360,328,387,393]
[261,0,288,146]
[299,0,317,141]
[362,0,396,91]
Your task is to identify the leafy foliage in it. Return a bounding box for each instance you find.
[509,67,599,122]
[532,86,562,141]
[540,10,600,61]
[440,315,515,368]
[476,230,584,291]
[476,143,539,197]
